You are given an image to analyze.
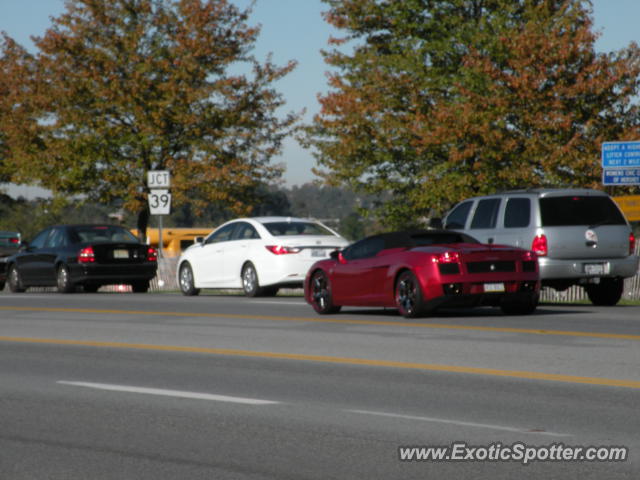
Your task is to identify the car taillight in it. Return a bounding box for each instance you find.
[630,232,636,255]
[531,234,547,256]
[147,247,158,262]
[265,245,301,255]
[432,251,461,263]
[9,237,19,244]
[78,246,95,263]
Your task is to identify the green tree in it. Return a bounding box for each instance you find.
[0,0,298,239]
[305,0,640,228]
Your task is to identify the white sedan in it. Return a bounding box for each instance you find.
[176,217,350,296]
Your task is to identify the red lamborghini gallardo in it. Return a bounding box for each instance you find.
[304,230,540,318]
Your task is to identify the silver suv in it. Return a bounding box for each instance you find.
[443,188,639,306]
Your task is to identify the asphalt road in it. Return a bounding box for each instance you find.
[0,290,639,479]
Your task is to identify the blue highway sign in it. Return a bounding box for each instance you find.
[602,141,640,168]
[603,168,640,185]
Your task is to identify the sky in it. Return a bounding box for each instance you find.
[1,0,640,196]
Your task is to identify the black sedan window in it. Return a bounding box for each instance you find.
[28,228,52,249]
[45,228,68,248]
[69,226,138,244]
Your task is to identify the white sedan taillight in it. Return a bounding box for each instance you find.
[265,245,301,255]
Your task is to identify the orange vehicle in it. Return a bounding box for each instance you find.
[130,228,211,257]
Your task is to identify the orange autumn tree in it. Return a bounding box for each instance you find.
[307,0,640,228]
[0,35,43,185]
[0,0,298,236]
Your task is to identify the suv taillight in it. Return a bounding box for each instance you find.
[78,246,95,263]
[532,234,547,256]
[630,233,636,255]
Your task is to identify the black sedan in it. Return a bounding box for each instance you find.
[5,225,158,293]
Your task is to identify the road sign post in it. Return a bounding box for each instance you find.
[147,171,172,258]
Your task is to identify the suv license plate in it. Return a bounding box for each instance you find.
[584,263,607,275]
[484,283,505,293]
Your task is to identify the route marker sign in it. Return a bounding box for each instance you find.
[148,189,172,215]
[147,170,171,189]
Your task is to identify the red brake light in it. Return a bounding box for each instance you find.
[630,232,636,255]
[147,247,158,262]
[265,245,301,255]
[9,237,19,244]
[78,246,95,263]
[432,251,461,263]
[532,234,548,256]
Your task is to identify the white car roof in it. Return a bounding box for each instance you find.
[244,216,322,224]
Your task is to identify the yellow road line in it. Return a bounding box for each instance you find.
[1,335,639,389]
[1,305,639,341]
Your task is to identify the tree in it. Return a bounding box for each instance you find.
[306,0,640,228]
[0,35,43,185]
[0,0,298,239]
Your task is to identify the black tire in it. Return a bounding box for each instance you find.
[56,265,75,293]
[500,294,539,315]
[8,265,25,293]
[585,278,624,306]
[0,281,5,291]
[179,262,200,296]
[395,270,425,318]
[83,284,100,293]
[132,280,150,293]
[309,270,341,314]
[242,262,264,297]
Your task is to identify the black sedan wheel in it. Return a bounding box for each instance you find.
[56,265,75,293]
[179,262,200,296]
[8,265,25,293]
[395,270,425,318]
[310,270,341,314]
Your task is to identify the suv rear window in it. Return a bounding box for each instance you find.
[540,196,626,227]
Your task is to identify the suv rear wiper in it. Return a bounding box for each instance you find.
[588,220,615,229]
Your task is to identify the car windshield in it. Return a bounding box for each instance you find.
[262,221,335,236]
[540,196,626,227]
[70,226,139,243]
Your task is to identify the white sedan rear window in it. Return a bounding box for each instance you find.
[263,222,334,236]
